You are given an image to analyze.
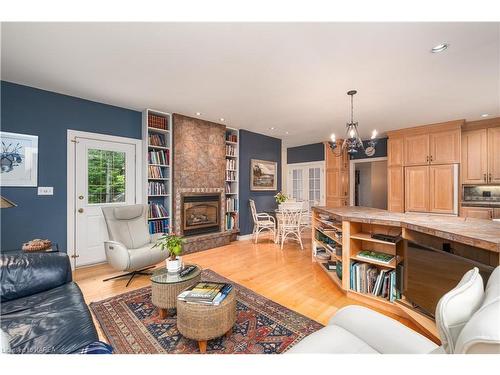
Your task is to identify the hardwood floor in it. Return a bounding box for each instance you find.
[74,232,427,341]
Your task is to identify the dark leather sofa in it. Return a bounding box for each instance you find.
[1,252,99,353]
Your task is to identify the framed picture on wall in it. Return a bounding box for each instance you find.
[0,131,38,187]
[250,159,277,191]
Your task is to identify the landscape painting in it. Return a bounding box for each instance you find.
[0,131,38,187]
[250,159,277,191]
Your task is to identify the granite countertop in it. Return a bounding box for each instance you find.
[313,206,500,253]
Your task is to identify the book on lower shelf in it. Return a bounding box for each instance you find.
[356,250,395,264]
[149,219,169,234]
[226,197,238,212]
[322,261,337,271]
[149,203,169,219]
[226,212,238,231]
[177,282,233,306]
[148,165,167,179]
[148,149,170,165]
[350,261,400,302]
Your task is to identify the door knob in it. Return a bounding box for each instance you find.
[78,208,84,213]
[78,195,84,200]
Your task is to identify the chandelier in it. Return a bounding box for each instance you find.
[329,90,378,156]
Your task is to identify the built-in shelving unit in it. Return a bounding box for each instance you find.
[225,127,239,233]
[312,210,405,314]
[142,109,172,235]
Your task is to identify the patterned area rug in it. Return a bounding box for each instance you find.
[90,269,323,354]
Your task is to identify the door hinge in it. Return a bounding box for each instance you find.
[70,139,79,143]
[70,254,80,258]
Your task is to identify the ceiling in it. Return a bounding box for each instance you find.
[1,22,499,147]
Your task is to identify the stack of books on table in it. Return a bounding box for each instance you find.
[177,282,233,306]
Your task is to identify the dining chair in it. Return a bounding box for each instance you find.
[249,199,276,244]
[278,201,304,250]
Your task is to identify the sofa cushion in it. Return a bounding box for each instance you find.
[1,282,98,354]
[435,267,484,354]
[287,325,378,354]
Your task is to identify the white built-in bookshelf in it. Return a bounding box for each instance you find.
[142,109,172,235]
[225,127,239,233]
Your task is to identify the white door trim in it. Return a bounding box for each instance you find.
[349,156,387,206]
[67,130,142,269]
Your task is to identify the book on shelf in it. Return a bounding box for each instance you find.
[226,170,236,181]
[350,261,400,302]
[225,144,237,156]
[148,113,168,130]
[148,149,170,165]
[148,133,166,147]
[148,181,168,196]
[226,212,238,231]
[226,158,237,170]
[356,250,394,264]
[149,219,169,234]
[225,182,237,194]
[225,132,238,143]
[149,203,169,219]
[178,282,233,306]
[148,165,166,179]
[226,197,238,212]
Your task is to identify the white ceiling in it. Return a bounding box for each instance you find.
[1,22,499,146]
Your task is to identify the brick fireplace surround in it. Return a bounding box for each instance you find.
[172,114,232,254]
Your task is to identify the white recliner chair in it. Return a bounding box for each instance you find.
[101,204,169,287]
[288,266,500,354]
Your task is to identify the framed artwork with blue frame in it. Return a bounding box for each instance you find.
[0,131,38,187]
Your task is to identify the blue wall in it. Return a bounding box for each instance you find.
[349,137,388,160]
[239,130,282,236]
[0,81,142,251]
[287,142,324,164]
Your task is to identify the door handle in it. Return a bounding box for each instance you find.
[484,173,487,182]
[78,208,84,213]
[489,173,492,183]
[426,156,429,163]
[430,155,433,162]
[78,195,84,200]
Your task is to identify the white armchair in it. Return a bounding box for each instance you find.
[249,199,276,244]
[101,204,168,287]
[288,266,500,354]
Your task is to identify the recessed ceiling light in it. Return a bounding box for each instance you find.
[195,112,201,116]
[431,43,449,53]
[285,131,289,135]
[270,127,275,130]
[481,113,490,118]
[220,118,225,122]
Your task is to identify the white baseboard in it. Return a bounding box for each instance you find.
[236,234,253,241]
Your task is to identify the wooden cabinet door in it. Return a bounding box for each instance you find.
[388,137,404,167]
[326,198,347,208]
[494,208,500,219]
[488,127,500,183]
[326,169,342,198]
[325,142,347,170]
[462,129,488,184]
[388,166,404,212]
[429,164,457,214]
[404,134,429,166]
[429,129,461,164]
[405,166,429,212]
[461,207,493,220]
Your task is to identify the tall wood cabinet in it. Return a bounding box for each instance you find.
[325,141,349,207]
[387,137,405,212]
[462,127,500,184]
[388,120,462,215]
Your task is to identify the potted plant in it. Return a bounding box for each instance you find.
[153,233,186,273]
[274,191,288,209]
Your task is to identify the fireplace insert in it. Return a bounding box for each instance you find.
[182,194,221,236]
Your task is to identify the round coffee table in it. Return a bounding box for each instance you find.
[151,265,202,319]
[177,288,237,353]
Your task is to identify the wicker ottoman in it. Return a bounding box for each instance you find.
[151,265,202,319]
[177,289,237,353]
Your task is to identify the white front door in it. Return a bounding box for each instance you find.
[287,162,325,207]
[74,137,137,268]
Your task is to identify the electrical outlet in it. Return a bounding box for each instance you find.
[38,187,54,195]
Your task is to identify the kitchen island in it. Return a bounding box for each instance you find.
[311,206,500,342]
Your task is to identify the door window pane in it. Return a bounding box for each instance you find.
[292,168,303,200]
[88,149,126,204]
[308,167,321,204]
